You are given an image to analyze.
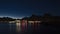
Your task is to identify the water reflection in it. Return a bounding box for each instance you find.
[9,23,22,34]
[9,24,11,32]
[8,22,57,34]
[16,23,21,32]
[9,24,13,34]
[9,22,27,33]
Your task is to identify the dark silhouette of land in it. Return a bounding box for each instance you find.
[22,13,60,26]
[0,13,60,25]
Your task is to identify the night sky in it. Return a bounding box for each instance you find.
[0,0,60,19]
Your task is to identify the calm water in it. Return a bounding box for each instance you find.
[0,23,58,34]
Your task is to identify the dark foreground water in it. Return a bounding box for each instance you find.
[0,23,59,34]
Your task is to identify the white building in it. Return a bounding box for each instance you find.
[15,20,21,23]
[28,21,34,24]
[9,21,15,23]
[15,19,21,26]
[28,21,41,24]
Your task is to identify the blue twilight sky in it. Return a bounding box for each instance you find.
[0,0,60,19]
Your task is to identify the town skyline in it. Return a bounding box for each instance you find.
[0,13,59,19]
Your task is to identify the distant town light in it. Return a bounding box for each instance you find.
[16,23,21,26]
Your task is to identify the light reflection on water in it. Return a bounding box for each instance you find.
[0,22,57,34]
[9,22,27,34]
[16,23,21,32]
[9,23,16,34]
